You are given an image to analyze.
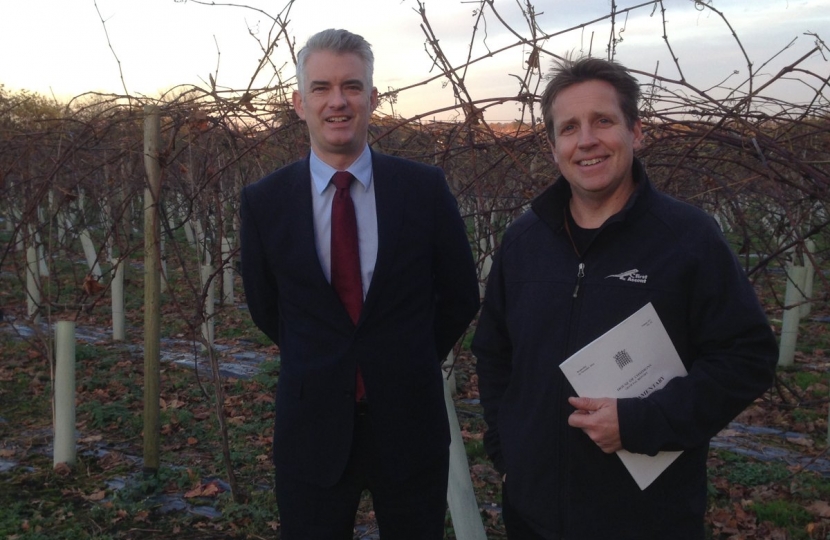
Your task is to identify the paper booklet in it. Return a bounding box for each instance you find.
[559,302,688,490]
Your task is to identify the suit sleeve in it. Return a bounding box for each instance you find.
[240,186,281,346]
[431,172,480,362]
[471,246,511,474]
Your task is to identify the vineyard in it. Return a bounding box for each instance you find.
[1,0,830,538]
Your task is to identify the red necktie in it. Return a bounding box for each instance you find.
[330,171,366,401]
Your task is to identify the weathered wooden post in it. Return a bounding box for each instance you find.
[160,236,168,294]
[478,238,492,299]
[12,208,24,252]
[800,239,815,318]
[35,206,49,278]
[26,241,41,324]
[221,235,234,305]
[111,257,125,341]
[54,320,76,467]
[143,105,162,473]
[778,264,806,367]
[444,371,487,540]
[201,264,215,346]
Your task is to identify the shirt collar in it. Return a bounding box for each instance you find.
[310,145,373,194]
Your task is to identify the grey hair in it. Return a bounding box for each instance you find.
[296,29,375,93]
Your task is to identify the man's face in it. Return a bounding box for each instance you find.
[549,79,643,204]
[293,50,378,168]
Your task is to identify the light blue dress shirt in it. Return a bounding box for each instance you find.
[310,145,378,299]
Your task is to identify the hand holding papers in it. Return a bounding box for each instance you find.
[559,302,687,490]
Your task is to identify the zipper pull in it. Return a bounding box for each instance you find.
[573,263,585,298]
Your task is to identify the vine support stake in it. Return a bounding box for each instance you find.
[444,350,488,540]
[143,104,162,474]
[778,264,806,367]
[54,320,76,468]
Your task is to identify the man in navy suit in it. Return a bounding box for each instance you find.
[240,28,480,539]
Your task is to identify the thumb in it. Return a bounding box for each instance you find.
[568,396,600,412]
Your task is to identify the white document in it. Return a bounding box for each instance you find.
[559,302,688,490]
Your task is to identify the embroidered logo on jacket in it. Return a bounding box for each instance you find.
[606,269,648,284]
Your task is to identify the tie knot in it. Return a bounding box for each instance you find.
[332,171,355,191]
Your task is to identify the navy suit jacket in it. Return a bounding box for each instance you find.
[240,151,480,487]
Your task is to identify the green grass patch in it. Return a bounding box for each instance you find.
[751,499,813,530]
[464,439,488,464]
[724,459,791,487]
[792,371,823,391]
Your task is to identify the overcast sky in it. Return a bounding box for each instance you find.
[1,0,828,121]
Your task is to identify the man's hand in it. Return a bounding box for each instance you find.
[567,396,622,454]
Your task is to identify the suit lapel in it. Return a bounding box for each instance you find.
[362,152,404,318]
[290,157,355,325]
[291,158,327,281]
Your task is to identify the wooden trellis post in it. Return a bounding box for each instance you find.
[25,240,41,324]
[143,105,162,473]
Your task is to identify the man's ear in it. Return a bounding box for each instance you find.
[632,119,644,151]
[370,87,379,111]
[292,90,306,120]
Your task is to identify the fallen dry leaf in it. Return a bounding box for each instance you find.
[184,485,204,498]
[98,451,123,470]
[785,435,814,448]
[82,275,105,295]
[201,482,221,497]
[86,490,106,502]
[184,480,224,499]
[806,500,830,518]
[167,399,185,409]
[53,462,72,476]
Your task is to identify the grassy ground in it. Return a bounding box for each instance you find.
[2,323,829,539]
[0,327,280,539]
